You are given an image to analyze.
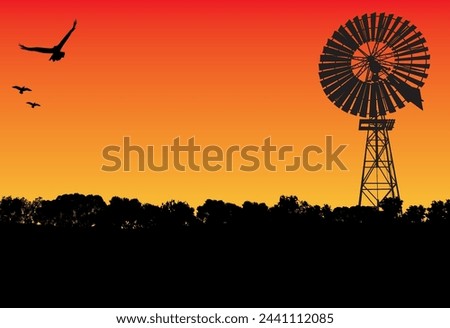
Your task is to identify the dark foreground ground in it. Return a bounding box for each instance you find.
[1,223,449,308]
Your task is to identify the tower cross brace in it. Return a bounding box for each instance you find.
[358,116,400,208]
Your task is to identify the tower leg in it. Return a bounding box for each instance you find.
[358,116,400,208]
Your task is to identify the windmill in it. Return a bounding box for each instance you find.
[318,13,430,208]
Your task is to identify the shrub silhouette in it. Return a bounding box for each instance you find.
[402,205,426,224]
[0,196,30,225]
[427,200,450,224]
[0,194,449,230]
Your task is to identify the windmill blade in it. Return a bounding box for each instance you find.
[319,66,351,79]
[394,31,423,50]
[322,45,352,58]
[378,14,393,43]
[374,84,386,116]
[406,63,430,69]
[361,14,371,43]
[375,13,385,41]
[395,36,425,53]
[369,84,378,116]
[350,83,367,116]
[370,13,377,41]
[326,38,354,55]
[319,61,350,71]
[320,54,351,63]
[323,72,354,97]
[378,81,397,113]
[384,79,405,109]
[345,19,363,45]
[332,76,360,106]
[388,20,411,46]
[392,70,425,87]
[393,64,428,79]
[342,80,363,112]
[319,67,351,80]
[321,70,354,90]
[396,46,429,58]
[354,16,369,43]
[322,74,348,95]
[359,83,370,117]
[396,54,430,61]
[337,26,360,50]
[390,25,417,49]
[383,16,402,43]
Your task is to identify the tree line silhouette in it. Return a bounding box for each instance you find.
[1,193,449,230]
[1,193,449,310]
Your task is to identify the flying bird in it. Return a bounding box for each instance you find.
[12,86,32,94]
[26,102,41,108]
[19,20,77,61]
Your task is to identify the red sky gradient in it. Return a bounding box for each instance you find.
[0,0,448,208]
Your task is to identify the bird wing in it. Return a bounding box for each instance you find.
[19,44,54,53]
[12,86,21,90]
[35,103,41,107]
[55,20,77,50]
[26,102,33,105]
[24,88,32,92]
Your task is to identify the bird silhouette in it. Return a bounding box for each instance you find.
[19,20,77,61]
[26,102,41,108]
[12,86,32,94]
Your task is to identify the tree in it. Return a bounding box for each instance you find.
[105,196,143,230]
[197,199,241,226]
[427,200,450,224]
[270,195,301,224]
[379,197,403,222]
[240,201,270,227]
[0,196,30,224]
[321,204,333,223]
[35,199,58,226]
[25,197,43,225]
[159,200,197,228]
[35,194,106,228]
[330,205,378,224]
[301,203,324,224]
[139,203,161,229]
[402,205,426,224]
[270,196,329,224]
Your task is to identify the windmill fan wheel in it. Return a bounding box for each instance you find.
[319,13,430,117]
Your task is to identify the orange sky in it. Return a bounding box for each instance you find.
[0,0,448,208]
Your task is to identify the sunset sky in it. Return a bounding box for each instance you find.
[0,0,448,209]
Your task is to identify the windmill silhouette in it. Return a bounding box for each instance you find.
[319,13,430,208]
